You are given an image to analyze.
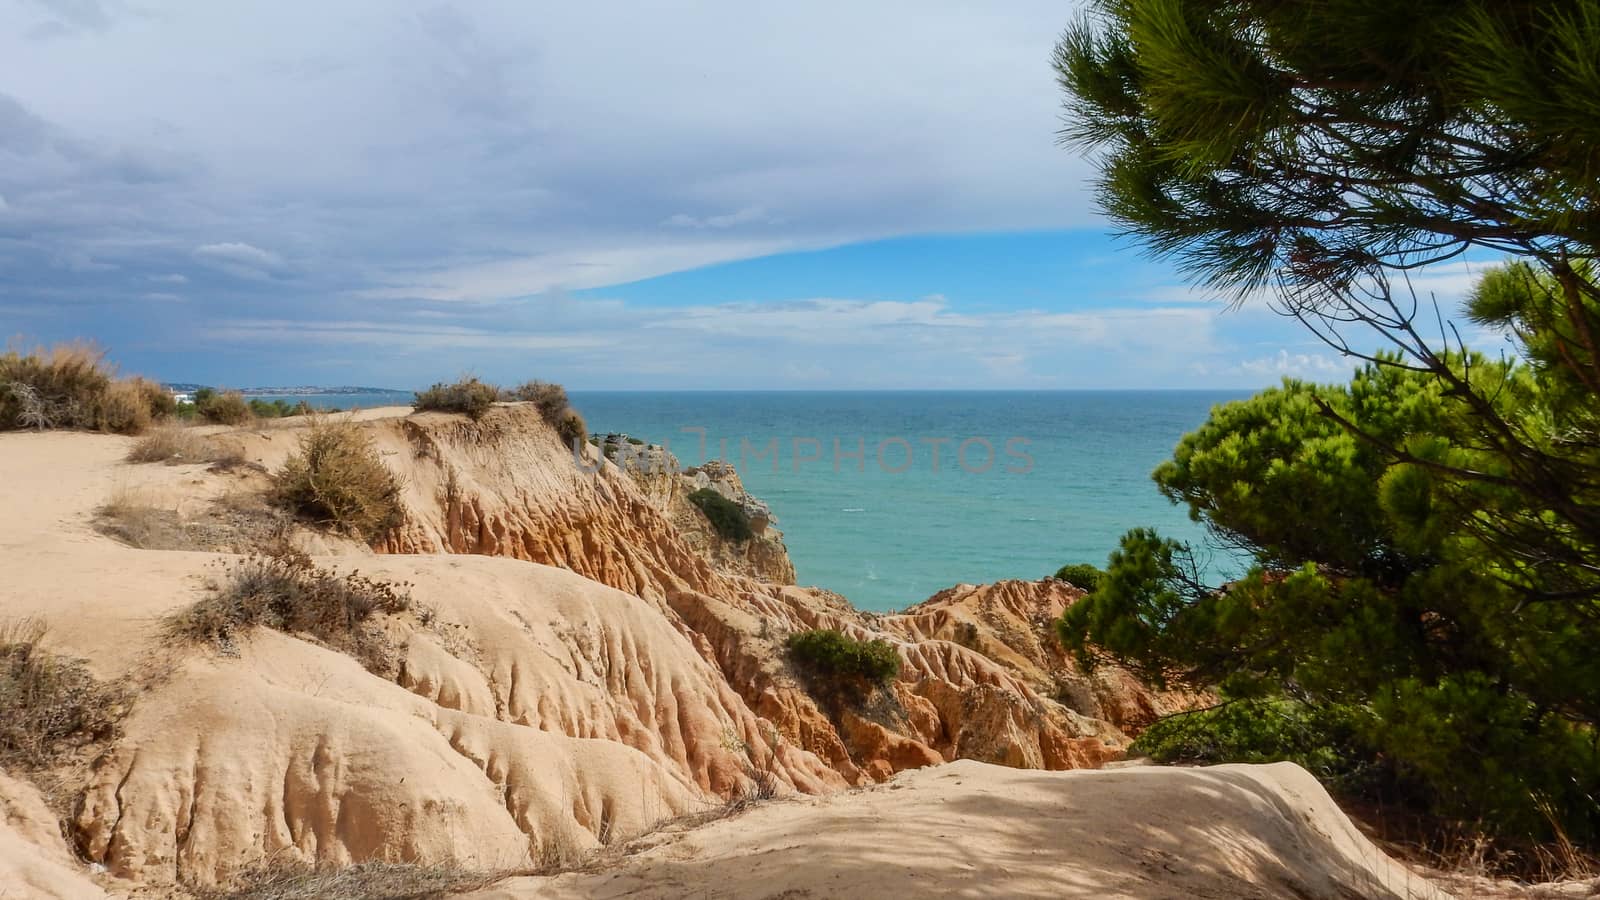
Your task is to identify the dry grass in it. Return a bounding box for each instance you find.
[0,617,126,771]
[193,861,496,900]
[274,418,404,541]
[0,340,172,434]
[166,550,412,675]
[554,407,587,447]
[199,390,254,425]
[413,377,499,420]
[127,423,222,465]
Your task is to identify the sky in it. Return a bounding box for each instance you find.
[0,0,1500,390]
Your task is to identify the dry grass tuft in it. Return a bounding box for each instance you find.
[194,860,495,900]
[554,408,587,448]
[0,617,126,770]
[166,549,411,675]
[0,340,172,434]
[274,418,404,541]
[413,377,499,420]
[127,423,222,465]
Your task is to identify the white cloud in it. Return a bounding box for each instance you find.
[663,207,784,229]
[193,242,282,278]
[1233,349,1353,380]
[148,273,188,284]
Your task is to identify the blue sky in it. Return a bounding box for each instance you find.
[0,1,1495,390]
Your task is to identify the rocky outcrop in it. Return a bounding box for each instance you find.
[356,405,1174,783]
[880,579,1203,732]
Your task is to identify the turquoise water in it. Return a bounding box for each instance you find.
[570,391,1250,612]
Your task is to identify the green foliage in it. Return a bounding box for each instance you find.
[785,629,901,691]
[687,488,753,542]
[1059,352,1600,843]
[274,419,404,541]
[1052,563,1105,592]
[413,377,499,420]
[1133,700,1383,795]
[247,398,310,419]
[1055,0,1600,296]
[1057,2,1600,848]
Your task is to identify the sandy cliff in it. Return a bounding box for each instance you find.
[0,405,1449,898]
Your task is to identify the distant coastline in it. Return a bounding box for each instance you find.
[161,383,411,397]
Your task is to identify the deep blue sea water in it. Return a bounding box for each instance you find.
[569,391,1250,612]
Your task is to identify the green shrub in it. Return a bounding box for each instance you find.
[0,618,125,769]
[273,419,404,541]
[785,629,901,687]
[167,551,411,675]
[1133,699,1383,795]
[248,398,306,419]
[1052,563,1105,593]
[413,377,499,420]
[688,488,753,542]
[198,390,253,425]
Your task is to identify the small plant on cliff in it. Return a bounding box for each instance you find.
[0,617,125,770]
[785,629,901,695]
[413,377,499,420]
[167,549,412,676]
[1052,563,1104,593]
[273,418,404,541]
[554,407,587,448]
[504,380,569,421]
[688,488,753,542]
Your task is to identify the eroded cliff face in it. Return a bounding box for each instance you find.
[370,404,1179,785]
[0,404,1189,891]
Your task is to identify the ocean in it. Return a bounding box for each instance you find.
[243,391,414,410]
[570,391,1251,612]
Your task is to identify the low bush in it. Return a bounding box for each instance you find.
[0,342,172,433]
[413,377,499,420]
[168,550,411,675]
[273,419,404,541]
[127,423,220,465]
[1132,698,1384,795]
[1052,562,1105,593]
[688,488,753,542]
[196,389,254,425]
[555,408,587,448]
[0,618,125,769]
[248,398,312,419]
[785,629,901,688]
[504,380,569,422]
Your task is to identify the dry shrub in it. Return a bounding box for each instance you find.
[555,407,587,447]
[274,419,403,541]
[127,423,220,465]
[0,618,125,770]
[413,377,498,420]
[505,380,569,421]
[0,340,171,433]
[166,549,411,675]
[200,390,254,425]
[194,861,493,900]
